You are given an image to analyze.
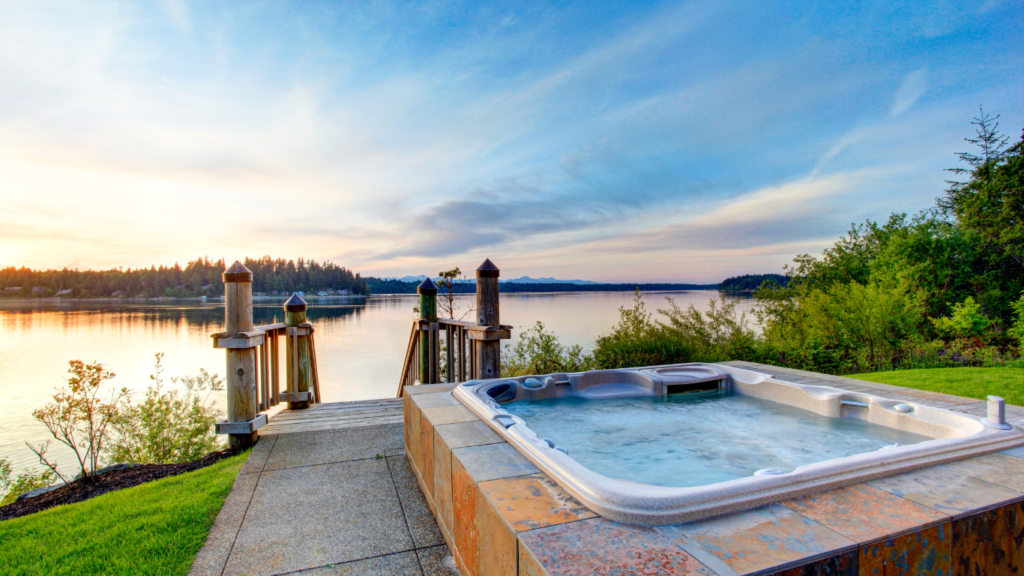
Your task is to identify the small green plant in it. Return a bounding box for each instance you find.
[502,321,595,377]
[106,353,224,465]
[931,296,992,339]
[0,458,58,506]
[29,360,129,483]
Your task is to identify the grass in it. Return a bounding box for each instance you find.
[0,451,248,576]
[854,366,1024,406]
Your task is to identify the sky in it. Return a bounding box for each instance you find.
[0,0,1021,283]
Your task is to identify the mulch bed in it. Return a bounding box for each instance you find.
[0,449,243,522]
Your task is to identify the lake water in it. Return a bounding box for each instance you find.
[0,290,752,471]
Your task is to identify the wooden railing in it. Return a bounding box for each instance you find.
[397,259,511,396]
[212,261,323,448]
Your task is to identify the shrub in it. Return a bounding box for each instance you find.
[592,291,695,369]
[502,322,595,377]
[29,361,129,483]
[1010,293,1024,350]
[106,353,224,465]
[0,459,58,506]
[931,297,992,339]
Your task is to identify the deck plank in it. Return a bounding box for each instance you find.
[259,398,406,436]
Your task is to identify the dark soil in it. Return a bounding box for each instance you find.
[0,449,242,522]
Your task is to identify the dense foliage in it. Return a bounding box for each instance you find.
[0,256,368,298]
[719,274,789,291]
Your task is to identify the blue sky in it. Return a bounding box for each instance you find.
[0,0,1021,282]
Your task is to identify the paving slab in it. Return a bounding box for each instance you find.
[222,456,414,576]
[189,471,261,576]
[389,454,446,549]
[417,545,461,576]
[239,435,277,475]
[264,422,405,470]
[292,551,422,575]
[939,452,1024,492]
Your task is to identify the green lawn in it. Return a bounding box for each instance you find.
[854,367,1024,406]
[0,452,247,576]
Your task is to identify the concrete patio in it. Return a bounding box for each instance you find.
[189,419,459,576]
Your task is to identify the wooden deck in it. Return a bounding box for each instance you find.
[258,397,404,436]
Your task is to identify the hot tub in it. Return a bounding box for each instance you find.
[452,363,1024,525]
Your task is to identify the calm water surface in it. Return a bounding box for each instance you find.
[0,291,751,471]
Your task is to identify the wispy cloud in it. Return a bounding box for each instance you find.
[0,0,1020,281]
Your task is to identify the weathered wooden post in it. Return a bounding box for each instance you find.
[469,259,510,379]
[284,294,313,409]
[213,262,266,449]
[418,279,439,384]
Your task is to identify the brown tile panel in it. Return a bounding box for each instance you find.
[952,500,1024,575]
[858,522,951,576]
[766,551,857,576]
[519,517,717,575]
[867,466,1024,518]
[452,456,518,576]
[780,483,949,543]
[938,453,1024,493]
[433,421,504,557]
[420,408,437,501]
[479,473,596,532]
[658,504,856,575]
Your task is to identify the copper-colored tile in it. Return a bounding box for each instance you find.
[452,457,481,576]
[519,518,716,575]
[480,473,596,532]
[868,466,1023,518]
[419,410,436,499]
[658,504,855,575]
[953,500,1024,575]
[940,453,1024,493]
[435,421,505,542]
[859,522,951,576]
[780,483,948,542]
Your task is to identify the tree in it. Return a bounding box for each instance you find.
[437,267,471,320]
[29,361,129,483]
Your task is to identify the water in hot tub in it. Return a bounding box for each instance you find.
[501,392,931,487]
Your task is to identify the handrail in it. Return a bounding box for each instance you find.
[397,321,420,396]
[438,318,475,328]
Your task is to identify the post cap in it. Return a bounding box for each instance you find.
[284,293,307,311]
[476,258,500,278]
[223,261,253,283]
[417,278,438,295]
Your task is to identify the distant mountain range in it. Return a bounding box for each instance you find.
[389,275,597,285]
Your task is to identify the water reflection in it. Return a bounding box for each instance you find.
[0,291,749,471]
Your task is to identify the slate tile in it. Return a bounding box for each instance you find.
[780,483,948,543]
[952,500,1024,575]
[658,504,856,575]
[479,473,596,532]
[859,522,951,576]
[867,466,1023,518]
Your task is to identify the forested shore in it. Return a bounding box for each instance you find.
[0,256,369,299]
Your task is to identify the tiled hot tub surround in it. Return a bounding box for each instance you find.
[453,363,1024,526]
[404,364,1024,576]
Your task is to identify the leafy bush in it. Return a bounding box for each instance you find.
[0,459,58,506]
[106,353,224,465]
[502,322,595,376]
[930,297,991,339]
[757,282,927,374]
[593,291,758,369]
[29,361,129,483]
